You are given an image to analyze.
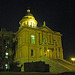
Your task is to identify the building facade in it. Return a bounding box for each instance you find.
[14,9,64,72]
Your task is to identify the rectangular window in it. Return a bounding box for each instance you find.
[31,49,33,56]
[39,33,40,43]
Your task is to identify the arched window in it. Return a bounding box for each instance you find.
[30,35,35,44]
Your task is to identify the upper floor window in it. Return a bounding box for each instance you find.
[43,37,47,44]
[30,35,35,44]
[54,40,57,46]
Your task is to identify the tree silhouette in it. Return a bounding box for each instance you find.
[0,28,15,71]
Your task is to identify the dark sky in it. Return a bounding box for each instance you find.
[0,0,75,61]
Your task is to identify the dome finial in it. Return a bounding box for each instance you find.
[27,7,30,13]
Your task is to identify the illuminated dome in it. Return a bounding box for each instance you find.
[19,9,37,28]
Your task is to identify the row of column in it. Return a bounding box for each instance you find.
[40,47,63,59]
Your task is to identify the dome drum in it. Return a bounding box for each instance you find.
[19,9,37,28]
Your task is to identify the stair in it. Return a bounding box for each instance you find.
[52,59,75,71]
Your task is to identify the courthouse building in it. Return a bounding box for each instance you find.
[14,9,75,73]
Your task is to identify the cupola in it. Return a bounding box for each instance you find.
[19,9,37,29]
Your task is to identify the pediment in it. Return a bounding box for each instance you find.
[39,26,54,33]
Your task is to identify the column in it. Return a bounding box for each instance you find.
[42,47,45,57]
[38,48,40,58]
[53,48,56,59]
[52,49,55,59]
[57,48,60,59]
[60,48,63,59]
[49,49,52,58]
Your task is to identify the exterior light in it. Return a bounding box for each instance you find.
[5,56,8,58]
[5,64,8,69]
[5,52,8,55]
[6,66,8,69]
[71,58,75,63]
[5,46,7,48]
[5,64,8,67]
[47,50,49,52]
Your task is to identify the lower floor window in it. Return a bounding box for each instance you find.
[31,49,33,56]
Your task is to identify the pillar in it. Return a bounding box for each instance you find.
[57,48,60,59]
[60,48,63,59]
[53,48,56,59]
[38,48,40,58]
[42,46,45,57]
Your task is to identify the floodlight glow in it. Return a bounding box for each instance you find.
[47,50,49,52]
[71,58,75,61]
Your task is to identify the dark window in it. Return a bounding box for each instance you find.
[31,49,33,56]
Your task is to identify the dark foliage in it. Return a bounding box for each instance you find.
[0,28,15,70]
[10,62,21,72]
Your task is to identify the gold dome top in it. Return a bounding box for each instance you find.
[19,9,37,29]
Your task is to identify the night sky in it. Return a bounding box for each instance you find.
[0,0,75,61]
